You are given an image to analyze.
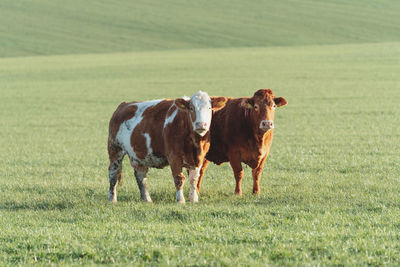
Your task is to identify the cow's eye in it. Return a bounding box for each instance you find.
[254,104,259,111]
[272,104,277,110]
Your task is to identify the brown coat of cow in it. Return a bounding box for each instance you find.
[107,92,227,203]
[197,89,287,195]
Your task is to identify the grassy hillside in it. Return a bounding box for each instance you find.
[1,42,400,264]
[1,0,400,57]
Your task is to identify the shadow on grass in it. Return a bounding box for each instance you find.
[0,200,75,211]
[115,187,176,204]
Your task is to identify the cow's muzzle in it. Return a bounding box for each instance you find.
[194,122,208,136]
[260,120,274,131]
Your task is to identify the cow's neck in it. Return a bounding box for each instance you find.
[190,129,209,148]
[253,129,272,143]
[186,127,210,167]
[184,114,209,151]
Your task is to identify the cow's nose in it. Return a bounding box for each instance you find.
[260,120,274,130]
[195,122,208,130]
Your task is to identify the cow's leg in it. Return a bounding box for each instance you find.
[188,167,201,202]
[229,155,244,196]
[252,157,268,194]
[131,161,152,202]
[108,147,124,203]
[175,173,186,203]
[170,161,186,203]
[196,159,209,193]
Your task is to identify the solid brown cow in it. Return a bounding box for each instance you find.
[197,89,287,195]
[108,91,227,203]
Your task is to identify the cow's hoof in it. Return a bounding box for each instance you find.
[189,191,199,203]
[176,190,185,203]
[108,193,117,203]
[141,193,152,203]
[141,198,153,203]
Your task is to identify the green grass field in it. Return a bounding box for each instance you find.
[1,0,400,265]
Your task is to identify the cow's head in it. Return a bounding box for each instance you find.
[175,91,227,136]
[241,89,287,133]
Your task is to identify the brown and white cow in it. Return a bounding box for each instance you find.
[197,89,287,195]
[107,91,227,203]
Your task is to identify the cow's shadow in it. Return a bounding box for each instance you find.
[115,187,176,203]
[0,200,74,211]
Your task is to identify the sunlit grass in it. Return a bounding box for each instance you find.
[1,41,400,264]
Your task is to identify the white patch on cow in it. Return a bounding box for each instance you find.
[188,167,201,202]
[176,190,185,203]
[143,133,152,155]
[163,107,178,128]
[138,132,168,168]
[190,91,212,136]
[115,99,163,163]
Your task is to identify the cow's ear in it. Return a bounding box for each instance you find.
[211,97,227,111]
[241,98,254,109]
[274,97,287,107]
[175,98,190,110]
